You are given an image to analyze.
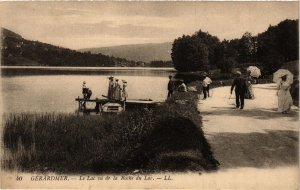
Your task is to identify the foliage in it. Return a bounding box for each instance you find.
[171,34,209,71]
[150,60,173,67]
[257,19,299,74]
[2,92,218,173]
[171,19,298,74]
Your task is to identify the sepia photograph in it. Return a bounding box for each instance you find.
[0,1,299,189]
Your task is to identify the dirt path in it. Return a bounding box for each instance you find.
[198,83,299,184]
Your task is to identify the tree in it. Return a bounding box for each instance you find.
[194,30,221,66]
[215,40,238,73]
[238,32,257,63]
[257,19,299,73]
[171,35,209,71]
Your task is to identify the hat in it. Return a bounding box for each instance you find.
[122,80,127,83]
[108,76,114,79]
[83,81,86,84]
[236,71,242,75]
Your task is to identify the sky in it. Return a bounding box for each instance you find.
[0,1,298,50]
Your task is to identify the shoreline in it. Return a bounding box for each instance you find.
[0,66,175,71]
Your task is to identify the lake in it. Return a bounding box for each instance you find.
[1,67,175,113]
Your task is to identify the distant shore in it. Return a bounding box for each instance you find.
[1,66,176,77]
[0,65,176,70]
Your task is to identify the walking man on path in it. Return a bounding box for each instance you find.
[202,74,212,99]
[231,71,247,109]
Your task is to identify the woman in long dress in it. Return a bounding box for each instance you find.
[107,77,115,99]
[114,79,122,101]
[122,81,128,101]
[277,75,293,113]
[245,73,255,99]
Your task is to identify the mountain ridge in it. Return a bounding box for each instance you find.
[1,28,142,67]
[79,42,173,63]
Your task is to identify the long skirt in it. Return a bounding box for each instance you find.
[278,89,293,112]
[245,84,255,99]
[114,87,122,100]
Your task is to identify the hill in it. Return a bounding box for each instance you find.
[1,28,140,67]
[80,42,172,63]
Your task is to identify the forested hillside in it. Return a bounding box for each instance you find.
[1,28,139,67]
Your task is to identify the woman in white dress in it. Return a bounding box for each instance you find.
[122,81,128,101]
[277,75,293,114]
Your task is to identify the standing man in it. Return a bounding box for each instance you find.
[202,74,212,99]
[167,75,174,98]
[82,81,88,99]
[231,71,247,109]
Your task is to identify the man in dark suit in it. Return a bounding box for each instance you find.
[167,75,174,98]
[231,71,247,109]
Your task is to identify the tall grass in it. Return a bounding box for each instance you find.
[2,90,218,173]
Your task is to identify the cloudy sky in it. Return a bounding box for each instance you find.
[0,1,298,50]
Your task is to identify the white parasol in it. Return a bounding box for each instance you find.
[273,69,294,84]
[247,66,261,78]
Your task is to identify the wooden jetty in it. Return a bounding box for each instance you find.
[75,96,161,114]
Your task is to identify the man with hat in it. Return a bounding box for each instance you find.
[82,81,88,99]
[202,73,212,100]
[230,71,247,109]
[167,75,174,98]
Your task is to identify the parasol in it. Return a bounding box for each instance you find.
[247,66,261,78]
[273,69,293,84]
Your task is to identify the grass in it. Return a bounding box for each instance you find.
[2,86,219,173]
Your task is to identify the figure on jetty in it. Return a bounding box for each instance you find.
[114,79,122,101]
[82,81,88,99]
[82,81,92,100]
[122,80,128,101]
[108,76,115,100]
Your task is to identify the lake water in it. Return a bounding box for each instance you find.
[1,67,175,113]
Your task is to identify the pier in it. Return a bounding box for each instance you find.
[75,97,161,114]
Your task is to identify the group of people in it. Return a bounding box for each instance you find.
[107,76,128,101]
[167,70,293,114]
[81,77,128,101]
[82,81,92,100]
[167,75,187,98]
[231,71,293,113]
